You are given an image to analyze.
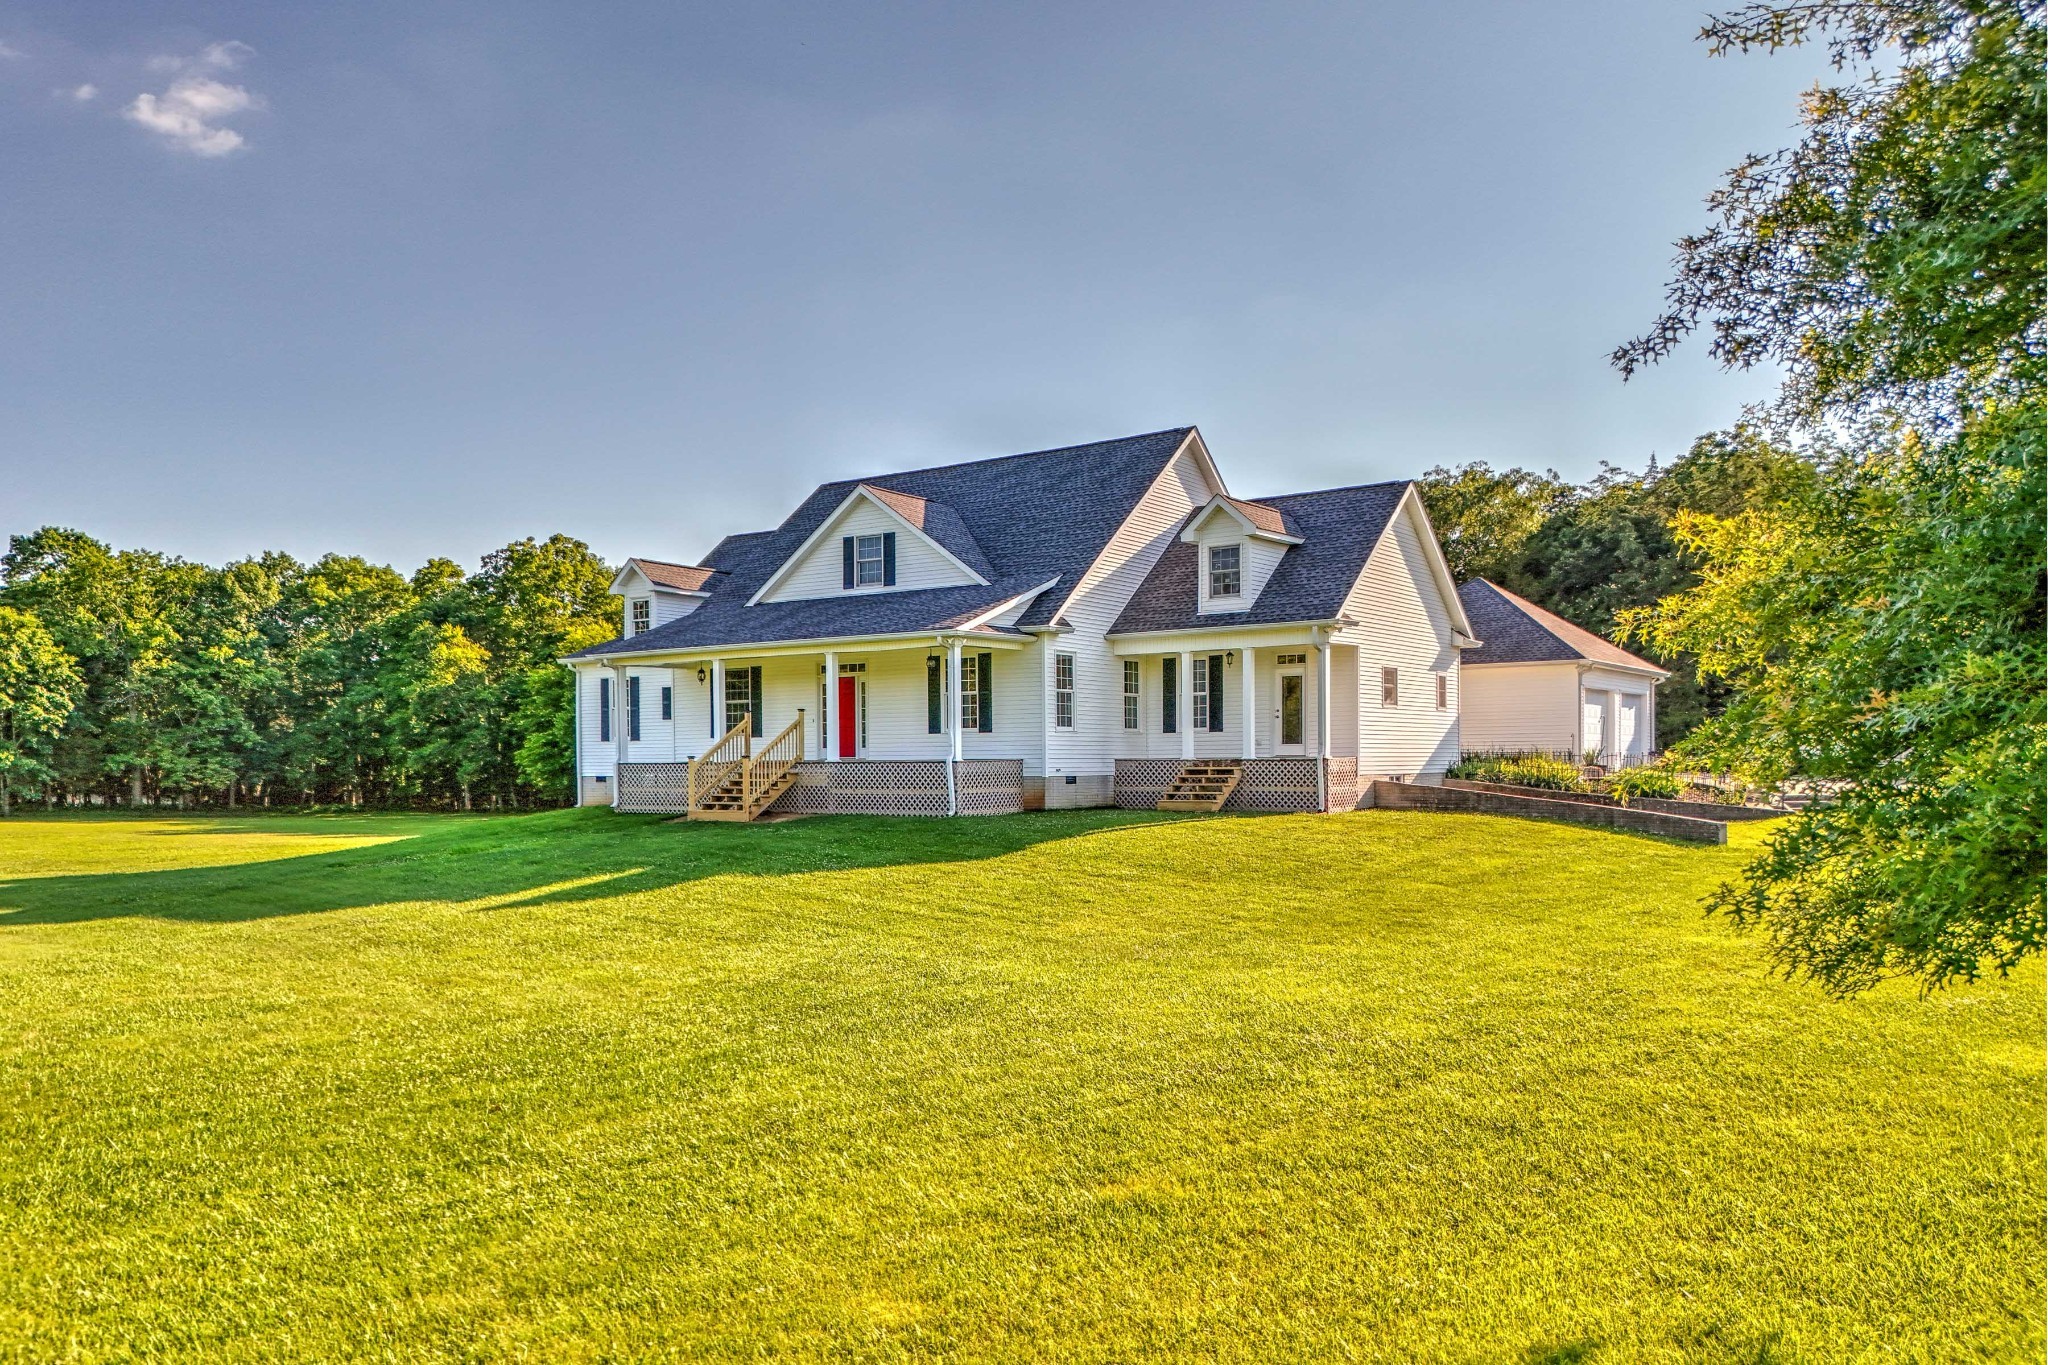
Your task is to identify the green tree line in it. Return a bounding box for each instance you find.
[0,530,617,812]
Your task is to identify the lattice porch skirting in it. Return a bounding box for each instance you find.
[1113,758,1327,813]
[613,760,1025,817]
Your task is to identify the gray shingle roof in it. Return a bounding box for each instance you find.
[570,427,1195,659]
[1109,481,1410,635]
[1457,579,1667,673]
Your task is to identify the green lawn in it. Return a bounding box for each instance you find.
[0,809,2039,1362]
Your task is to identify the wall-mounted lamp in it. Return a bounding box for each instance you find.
[696,667,707,684]
[1226,651,1236,666]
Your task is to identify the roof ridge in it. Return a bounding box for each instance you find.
[630,555,720,571]
[1250,478,1413,503]
[827,426,1194,491]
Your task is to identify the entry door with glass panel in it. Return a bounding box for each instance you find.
[835,663,866,757]
[1277,669,1306,754]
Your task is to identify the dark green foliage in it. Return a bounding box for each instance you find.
[0,531,618,810]
[1619,0,2046,993]
[1606,764,1686,807]
[1422,429,1816,745]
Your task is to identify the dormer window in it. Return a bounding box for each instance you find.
[1209,544,1241,599]
[854,534,886,587]
[629,598,651,635]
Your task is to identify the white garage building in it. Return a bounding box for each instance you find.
[1455,579,1667,768]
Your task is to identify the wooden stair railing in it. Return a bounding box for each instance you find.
[1158,760,1244,813]
[688,710,805,821]
[687,717,752,813]
[742,712,806,815]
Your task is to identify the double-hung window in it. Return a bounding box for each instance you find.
[854,534,886,587]
[959,654,980,730]
[1191,656,1211,730]
[1381,667,1399,707]
[1054,653,1075,729]
[725,668,756,733]
[1122,660,1140,729]
[630,598,651,635]
[1435,673,1448,710]
[1208,544,1241,599]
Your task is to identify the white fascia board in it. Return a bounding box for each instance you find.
[746,486,991,606]
[574,628,1033,666]
[1104,618,1345,654]
[951,577,1060,631]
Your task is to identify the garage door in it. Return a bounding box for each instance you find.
[1616,694,1643,760]
[1582,693,1610,762]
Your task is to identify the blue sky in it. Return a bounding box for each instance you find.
[0,2,1833,572]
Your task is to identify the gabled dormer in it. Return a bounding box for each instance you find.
[750,483,994,605]
[1179,495,1302,614]
[611,558,718,639]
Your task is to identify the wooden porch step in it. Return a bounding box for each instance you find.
[1158,760,1244,813]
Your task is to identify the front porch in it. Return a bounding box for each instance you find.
[615,758,1028,817]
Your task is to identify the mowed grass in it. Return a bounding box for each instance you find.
[0,809,2038,1363]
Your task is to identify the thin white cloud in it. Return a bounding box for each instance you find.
[0,41,25,59]
[125,43,262,157]
[71,83,97,101]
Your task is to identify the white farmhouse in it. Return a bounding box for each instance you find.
[566,426,1481,818]
[1454,579,1668,767]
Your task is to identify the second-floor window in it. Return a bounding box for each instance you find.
[1209,544,1241,598]
[630,598,651,635]
[855,534,886,586]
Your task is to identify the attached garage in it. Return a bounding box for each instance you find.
[1455,579,1669,766]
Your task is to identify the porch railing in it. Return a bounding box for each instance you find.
[687,717,751,810]
[744,712,805,809]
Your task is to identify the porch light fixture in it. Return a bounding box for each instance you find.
[1226,651,1235,665]
[696,667,707,683]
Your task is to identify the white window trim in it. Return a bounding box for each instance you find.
[1191,655,1211,730]
[629,598,651,635]
[1121,659,1140,730]
[959,654,980,730]
[1207,544,1241,600]
[1054,653,1075,730]
[854,534,886,588]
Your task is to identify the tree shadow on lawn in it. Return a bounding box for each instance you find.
[0,808,1188,927]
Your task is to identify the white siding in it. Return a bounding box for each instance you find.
[1458,663,1582,755]
[1189,515,1288,616]
[1332,498,1461,778]
[616,568,704,639]
[1115,650,1253,759]
[650,590,701,627]
[1044,441,1218,781]
[758,498,980,604]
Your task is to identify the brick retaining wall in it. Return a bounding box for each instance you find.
[1441,779,1781,822]
[1374,781,1727,844]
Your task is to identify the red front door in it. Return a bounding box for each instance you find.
[836,676,857,757]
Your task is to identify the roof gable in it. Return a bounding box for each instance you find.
[1457,579,1668,675]
[749,484,993,605]
[611,558,719,596]
[1180,494,1302,544]
[570,427,1198,658]
[1111,481,1412,634]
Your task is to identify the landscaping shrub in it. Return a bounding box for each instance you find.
[1446,752,1587,792]
[1607,764,1686,807]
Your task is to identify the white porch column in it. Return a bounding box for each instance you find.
[823,650,838,760]
[946,638,964,815]
[1240,648,1257,760]
[1314,633,1331,811]
[709,659,724,741]
[1178,649,1194,761]
[612,663,630,808]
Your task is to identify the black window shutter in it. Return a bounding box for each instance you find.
[749,666,764,737]
[977,651,993,732]
[599,676,612,742]
[1209,655,1225,732]
[842,537,855,589]
[882,532,897,586]
[1161,657,1177,734]
[628,676,641,742]
[927,658,942,733]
